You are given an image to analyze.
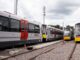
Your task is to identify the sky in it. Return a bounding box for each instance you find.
[0,0,80,27]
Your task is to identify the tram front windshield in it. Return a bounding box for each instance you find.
[75,25,80,36]
[64,31,70,36]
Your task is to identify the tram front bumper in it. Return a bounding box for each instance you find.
[75,37,80,42]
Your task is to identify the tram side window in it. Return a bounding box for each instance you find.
[10,18,20,32]
[34,25,40,33]
[0,19,2,31]
[50,30,53,34]
[0,16,9,31]
[28,23,34,33]
[26,23,29,31]
[47,28,53,34]
[21,23,25,31]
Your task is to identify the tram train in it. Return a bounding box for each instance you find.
[64,29,71,40]
[0,11,63,49]
[74,23,80,42]
[64,28,74,41]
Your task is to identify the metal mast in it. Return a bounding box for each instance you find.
[14,0,18,15]
[43,6,46,24]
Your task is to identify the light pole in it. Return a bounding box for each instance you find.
[14,0,18,15]
[62,20,65,44]
[43,6,46,24]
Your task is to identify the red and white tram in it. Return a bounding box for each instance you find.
[0,11,63,49]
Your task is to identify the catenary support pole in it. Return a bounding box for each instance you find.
[14,0,18,15]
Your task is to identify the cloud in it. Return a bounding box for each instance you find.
[18,2,34,20]
[47,0,80,19]
[49,8,72,15]
[0,0,80,26]
[64,8,80,26]
[46,13,64,19]
[0,0,14,13]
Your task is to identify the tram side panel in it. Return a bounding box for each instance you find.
[0,14,22,48]
[26,22,41,44]
[0,11,64,49]
[46,27,55,41]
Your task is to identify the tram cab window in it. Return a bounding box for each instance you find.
[75,26,80,36]
[76,30,80,36]
[0,16,9,31]
[34,25,40,33]
[64,31,70,36]
[10,18,20,32]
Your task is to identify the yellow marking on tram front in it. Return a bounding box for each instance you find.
[64,36,70,40]
[75,37,80,42]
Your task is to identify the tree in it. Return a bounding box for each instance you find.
[48,25,63,30]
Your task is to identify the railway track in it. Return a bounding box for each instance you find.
[69,43,80,60]
[2,41,80,60]
[34,41,75,60]
[29,40,66,60]
[1,41,76,60]
[0,41,62,60]
[0,47,31,60]
[68,43,77,60]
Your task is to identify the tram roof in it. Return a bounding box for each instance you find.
[0,11,22,20]
[75,23,80,25]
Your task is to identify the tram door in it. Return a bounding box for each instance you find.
[20,20,28,40]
